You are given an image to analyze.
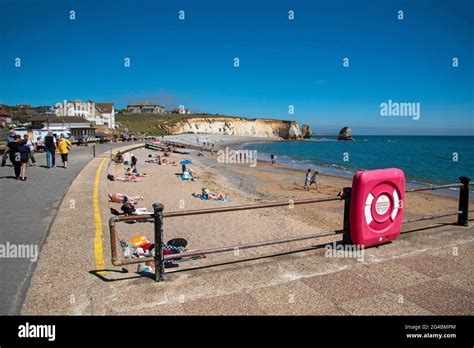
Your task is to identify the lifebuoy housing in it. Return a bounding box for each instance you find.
[350,168,405,247]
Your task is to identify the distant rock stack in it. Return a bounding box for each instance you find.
[301,124,312,139]
[337,127,353,141]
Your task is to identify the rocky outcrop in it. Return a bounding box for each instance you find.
[161,116,303,140]
[337,127,353,141]
[301,124,312,139]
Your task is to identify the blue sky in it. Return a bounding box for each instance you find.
[0,0,473,135]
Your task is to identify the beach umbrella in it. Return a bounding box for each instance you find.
[180,159,192,165]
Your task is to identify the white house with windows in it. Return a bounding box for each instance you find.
[54,100,115,129]
[95,103,115,129]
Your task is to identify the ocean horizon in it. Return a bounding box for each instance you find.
[241,135,474,187]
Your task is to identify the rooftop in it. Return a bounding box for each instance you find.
[96,102,114,113]
[128,103,165,108]
[29,115,91,123]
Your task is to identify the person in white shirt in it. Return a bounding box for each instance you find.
[23,134,36,166]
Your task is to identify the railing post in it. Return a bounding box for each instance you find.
[153,203,165,282]
[93,144,96,157]
[342,187,352,244]
[457,176,470,226]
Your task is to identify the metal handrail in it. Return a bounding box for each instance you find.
[405,183,463,193]
[163,230,342,260]
[108,177,471,281]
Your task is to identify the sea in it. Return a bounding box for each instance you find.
[240,136,474,189]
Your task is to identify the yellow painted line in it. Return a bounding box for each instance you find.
[93,158,107,274]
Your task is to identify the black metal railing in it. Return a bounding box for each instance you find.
[108,176,471,282]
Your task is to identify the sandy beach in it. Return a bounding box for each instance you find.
[107,135,467,269]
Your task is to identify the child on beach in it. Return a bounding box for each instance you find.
[305,169,320,192]
[304,169,312,191]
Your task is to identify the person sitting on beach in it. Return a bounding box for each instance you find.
[128,163,147,177]
[181,169,197,180]
[181,171,192,180]
[108,193,144,205]
[192,187,228,201]
[186,168,196,177]
[114,151,124,164]
[197,149,204,157]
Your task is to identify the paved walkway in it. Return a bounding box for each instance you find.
[0,142,138,315]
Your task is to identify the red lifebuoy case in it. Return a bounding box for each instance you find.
[350,168,405,247]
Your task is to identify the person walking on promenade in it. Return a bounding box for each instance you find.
[23,134,37,166]
[6,130,16,166]
[44,130,57,168]
[3,135,22,179]
[57,133,72,168]
[7,130,16,144]
[18,139,30,181]
[36,136,45,152]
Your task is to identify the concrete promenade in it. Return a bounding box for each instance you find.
[0,142,138,315]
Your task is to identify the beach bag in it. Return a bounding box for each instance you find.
[167,238,188,248]
[107,174,115,181]
[1,155,6,167]
[131,235,148,248]
[110,208,121,216]
[121,202,136,215]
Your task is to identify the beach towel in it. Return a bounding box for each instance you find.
[177,173,197,181]
[135,208,152,215]
[201,196,231,202]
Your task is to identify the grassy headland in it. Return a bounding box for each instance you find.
[115,112,252,136]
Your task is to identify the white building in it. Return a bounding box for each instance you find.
[14,115,96,142]
[54,100,115,129]
[95,103,115,129]
[127,103,166,114]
